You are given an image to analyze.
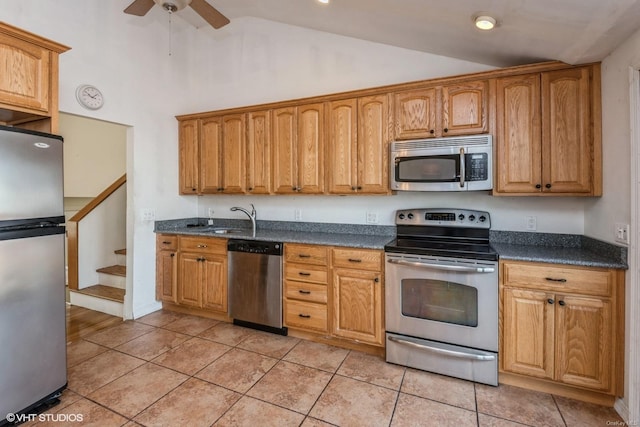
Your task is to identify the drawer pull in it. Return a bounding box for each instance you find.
[162,241,172,244]
[298,254,311,258]
[348,258,362,263]
[197,244,208,248]
[298,290,311,294]
[545,277,567,283]
[298,314,311,318]
[298,272,311,276]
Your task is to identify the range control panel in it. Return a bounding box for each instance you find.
[395,208,491,228]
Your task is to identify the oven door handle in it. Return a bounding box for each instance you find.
[388,336,496,361]
[387,258,495,273]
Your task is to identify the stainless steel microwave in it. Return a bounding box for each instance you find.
[390,135,493,192]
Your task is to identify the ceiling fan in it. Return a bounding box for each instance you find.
[124,0,230,29]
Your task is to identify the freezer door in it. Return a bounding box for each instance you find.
[0,127,63,221]
[0,232,67,415]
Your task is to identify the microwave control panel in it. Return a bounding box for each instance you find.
[466,153,489,181]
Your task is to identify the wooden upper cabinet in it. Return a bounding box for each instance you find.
[221,114,246,194]
[272,103,324,194]
[394,81,488,140]
[0,22,69,133]
[394,88,437,139]
[441,80,488,136]
[495,74,542,193]
[247,110,271,194]
[542,67,593,194]
[200,116,222,194]
[495,65,600,196]
[178,119,200,194]
[328,95,389,194]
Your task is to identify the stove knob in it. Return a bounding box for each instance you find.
[458,214,465,221]
[479,215,487,222]
[468,214,476,222]
[398,213,405,219]
[407,213,414,219]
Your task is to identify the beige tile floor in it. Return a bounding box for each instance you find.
[40,310,625,426]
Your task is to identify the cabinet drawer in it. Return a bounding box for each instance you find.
[332,248,382,271]
[156,234,178,251]
[285,300,328,332]
[285,243,328,266]
[285,281,327,303]
[501,261,613,297]
[285,264,328,284]
[179,236,227,255]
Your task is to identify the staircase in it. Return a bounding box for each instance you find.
[69,249,126,317]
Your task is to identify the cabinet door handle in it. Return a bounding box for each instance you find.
[374,277,380,283]
[298,290,311,294]
[443,128,449,133]
[170,253,175,258]
[547,298,554,304]
[535,184,542,189]
[351,186,356,191]
[197,244,208,248]
[545,277,567,283]
[429,129,435,134]
[348,258,362,263]
[298,314,311,318]
[298,254,311,258]
[558,300,566,306]
[298,272,311,276]
[545,184,552,189]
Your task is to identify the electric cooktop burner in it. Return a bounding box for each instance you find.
[384,208,498,261]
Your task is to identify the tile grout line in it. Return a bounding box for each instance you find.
[388,368,408,427]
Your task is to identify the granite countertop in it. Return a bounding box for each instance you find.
[490,231,628,269]
[154,218,396,249]
[155,219,628,269]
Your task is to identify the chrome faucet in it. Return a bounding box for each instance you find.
[230,204,257,237]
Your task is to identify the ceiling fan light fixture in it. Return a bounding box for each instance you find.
[155,0,191,13]
[475,15,496,31]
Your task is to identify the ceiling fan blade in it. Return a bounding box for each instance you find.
[189,0,230,29]
[124,0,155,16]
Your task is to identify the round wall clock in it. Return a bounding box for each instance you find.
[75,84,104,110]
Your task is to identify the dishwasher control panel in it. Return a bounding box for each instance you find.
[227,239,282,256]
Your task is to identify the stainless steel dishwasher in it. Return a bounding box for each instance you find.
[227,239,286,335]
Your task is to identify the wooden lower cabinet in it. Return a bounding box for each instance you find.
[157,235,228,315]
[500,260,623,398]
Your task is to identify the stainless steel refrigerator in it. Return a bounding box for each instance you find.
[0,125,67,420]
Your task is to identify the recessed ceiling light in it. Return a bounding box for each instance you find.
[475,15,496,31]
[317,0,330,4]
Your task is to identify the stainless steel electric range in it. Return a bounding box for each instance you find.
[384,208,499,386]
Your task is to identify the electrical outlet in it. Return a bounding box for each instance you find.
[208,208,215,218]
[615,223,630,244]
[141,208,155,222]
[525,216,537,231]
[366,211,379,224]
[294,209,303,221]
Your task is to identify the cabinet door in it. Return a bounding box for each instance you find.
[358,95,389,194]
[272,107,297,194]
[200,116,223,194]
[502,288,554,379]
[202,255,228,313]
[247,110,271,194]
[177,253,202,307]
[178,119,200,194]
[221,114,246,194]
[298,103,325,193]
[542,67,592,194]
[332,268,383,346]
[555,294,613,391]
[327,99,358,194]
[495,74,542,193]
[441,80,488,136]
[0,33,50,112]
[393,88,437,140]
[156,250,177,303]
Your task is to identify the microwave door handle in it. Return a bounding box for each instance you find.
[459,147,465,188]
[387,258,495,273]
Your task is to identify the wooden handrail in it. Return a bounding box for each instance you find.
[67,174,126,290]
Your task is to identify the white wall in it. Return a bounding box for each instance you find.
[5,1,593,320]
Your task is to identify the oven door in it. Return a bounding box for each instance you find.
[385,253,498,352]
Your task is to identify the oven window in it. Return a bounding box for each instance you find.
[396,156,459,182]
[401,279,478,327]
